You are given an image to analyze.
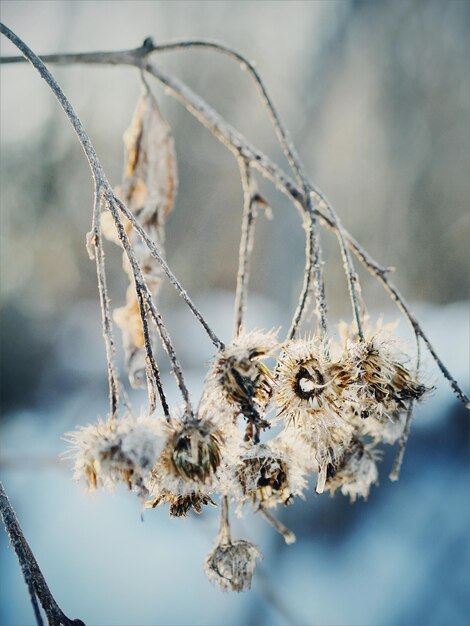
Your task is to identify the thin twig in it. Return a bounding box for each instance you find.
[105,191,193,417]
[134,281,171,418]
[112,194,224,351]
[87,187,120,418]
[0,481,84,626]
[389,342,422,481]
[233,158,257,336]
[259,507,296,545]
[310,188,365,341]
[218,495,231,544]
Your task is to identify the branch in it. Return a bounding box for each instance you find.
[0,481,84,626]
[0,24,222,354]
[1,29,468,407]
[233,158,257,335]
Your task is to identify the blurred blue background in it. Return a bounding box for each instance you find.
[0,1,469,625]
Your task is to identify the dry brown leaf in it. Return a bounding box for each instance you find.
[107,88,178,387]
[119,90,178,225]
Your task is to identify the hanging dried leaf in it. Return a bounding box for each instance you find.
[107,87,178,387]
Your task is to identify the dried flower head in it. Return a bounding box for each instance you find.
[275,338,355,492]
[205,329,279,433]
[275,337,353,421]
[235,442,305,508]
[205,539,262,592]
[145,488,216,518]
[66,415,161,496]
[325,438,380,502]
[158,416,223,484]
[340,322,429,444]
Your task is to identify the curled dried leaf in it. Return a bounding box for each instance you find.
[107,88,178,387]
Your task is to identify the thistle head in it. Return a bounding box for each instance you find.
[325,437,380,502]
[275,337,353,422]
[205,538,262,592]
[159,416,223,484]
[205,329,279,435]
[236,444,290,508]
[66,415,161,496]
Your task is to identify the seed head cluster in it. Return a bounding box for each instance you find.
[67,323,429,591]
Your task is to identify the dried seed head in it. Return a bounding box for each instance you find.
[159,417,223,483]
[66,415,161,496]
[235,443,305,508]
[145,488,216,518]
[325,438,380,502]
[205,329,278,433]
[275,337,353,423]
[205,539,262,592]
[342,323,429,424]
[275,338,354,492]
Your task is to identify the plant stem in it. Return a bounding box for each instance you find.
[233,158,257,336]
[0,481,84,626]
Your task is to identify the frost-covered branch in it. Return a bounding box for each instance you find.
[0,481,84,626]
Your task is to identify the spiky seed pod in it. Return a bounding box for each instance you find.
[205,539,262,592]
[236,445,290,507]
[159,417,223,483]
[275,337,354,423]
[275,338,355,492]
[66,415,162,496]
[340,321,429,424]
[205,329,279,434]
[145,489,216,518]
[325,438,380,502]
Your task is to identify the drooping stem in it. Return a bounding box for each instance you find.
[309,188,364,341]
[259,506,296,545]
[287,207,328,340]
[112,194,224,351]
[218,495,231,545]
[134,284,170,418]
[87,187,120,418]
[389,342,422,481]
[233,158,257,336]
[106,192,193,418]
[0,481,84,626]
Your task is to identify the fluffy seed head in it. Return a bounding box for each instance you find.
[275,337,353,423]
[159,417,223,483]
[205,539,262,592]
[325,438,380,502]
[236,444,290,507]
[341,322,429,424]
[205,329,279,432]
[66,415,161,496]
